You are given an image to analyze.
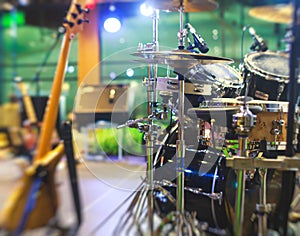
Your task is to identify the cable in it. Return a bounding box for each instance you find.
[240,25,249,68]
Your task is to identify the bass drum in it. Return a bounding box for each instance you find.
[153,123,294,235]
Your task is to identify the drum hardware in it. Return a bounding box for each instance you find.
[134,1,235,232]
[115,9,162,235]
[155,77,213,96]
[158,90,173,121]
[226,154,300,236]
[231,101,256,236]
[256,167,274,236]
[132,2,239,234]
[154,179,223,203]
[270,112,285,136]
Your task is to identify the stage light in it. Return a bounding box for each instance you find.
[18,0,30,6]
[126,68,134,77]
[139,2,154,17]
[67,65,75,74]
[109,72,117,80]
[103,17,121,33]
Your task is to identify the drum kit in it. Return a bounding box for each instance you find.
[115,0,300,235]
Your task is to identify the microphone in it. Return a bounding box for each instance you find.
[248,27,268,52]
[186,36,198,53]
[185,23,209,53]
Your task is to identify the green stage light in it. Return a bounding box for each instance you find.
[1,11,25,28]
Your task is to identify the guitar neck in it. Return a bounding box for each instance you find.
[33,0,88,162]
[33,34,71,161]
[22,94,38,125]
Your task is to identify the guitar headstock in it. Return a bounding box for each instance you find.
[14,77,28,96]
[63,0,89,38]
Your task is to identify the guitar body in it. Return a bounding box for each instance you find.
[0,0,88,232]
[0,143,64,231]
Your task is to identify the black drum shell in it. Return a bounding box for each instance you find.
[242,51,290,101]
[153,124,294,235]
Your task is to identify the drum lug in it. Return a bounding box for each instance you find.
[271,119,285,135]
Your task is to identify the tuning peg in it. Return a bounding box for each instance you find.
[77,18,90,25]
[63,19,75,28]
[71,13,78,19]
[75,4,90,14]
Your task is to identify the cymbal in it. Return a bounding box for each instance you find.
[188,105,263,121]
[132,50,233,68]
[145,0,219,12]
[249,4,293,24]
[211,97,289,112]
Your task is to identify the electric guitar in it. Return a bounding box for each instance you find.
[14,77,38,126]
[14,78,39,152]
[0,0,88,232]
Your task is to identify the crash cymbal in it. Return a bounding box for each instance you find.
[249,4,293,24]
[145,0,218,12]
[132,50,233,68]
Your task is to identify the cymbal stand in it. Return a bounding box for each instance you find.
[177,5,185,50]
[143,9,160,235]
[232,101,256,236]
[173,5,200,235]
[114,9,162,235]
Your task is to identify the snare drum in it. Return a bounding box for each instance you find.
[243,51,289,101]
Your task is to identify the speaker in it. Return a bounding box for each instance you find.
[74,84,130,127]
[74,84,129,113]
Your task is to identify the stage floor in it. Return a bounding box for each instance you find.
[0,155,147,236]
[1,154,300,236]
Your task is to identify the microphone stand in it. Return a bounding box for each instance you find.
[286,0,299,157]
[278,1,300,235]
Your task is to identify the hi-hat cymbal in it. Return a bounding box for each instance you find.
[145,0,219,12]
[188,105,263,121]
[132,50,233,68]
[249,4,293,24]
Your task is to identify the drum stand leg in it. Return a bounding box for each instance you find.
[234,136,247,236]
[169,6,202,235]
[145,9,160,235]
[232,103,256,236]
[256,168,269,236]
[144,65,157,235]
[176,72,185,215]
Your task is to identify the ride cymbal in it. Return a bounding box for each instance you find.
[249,4,294,24]
[132,50,233,68]
[145,0,219,12]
